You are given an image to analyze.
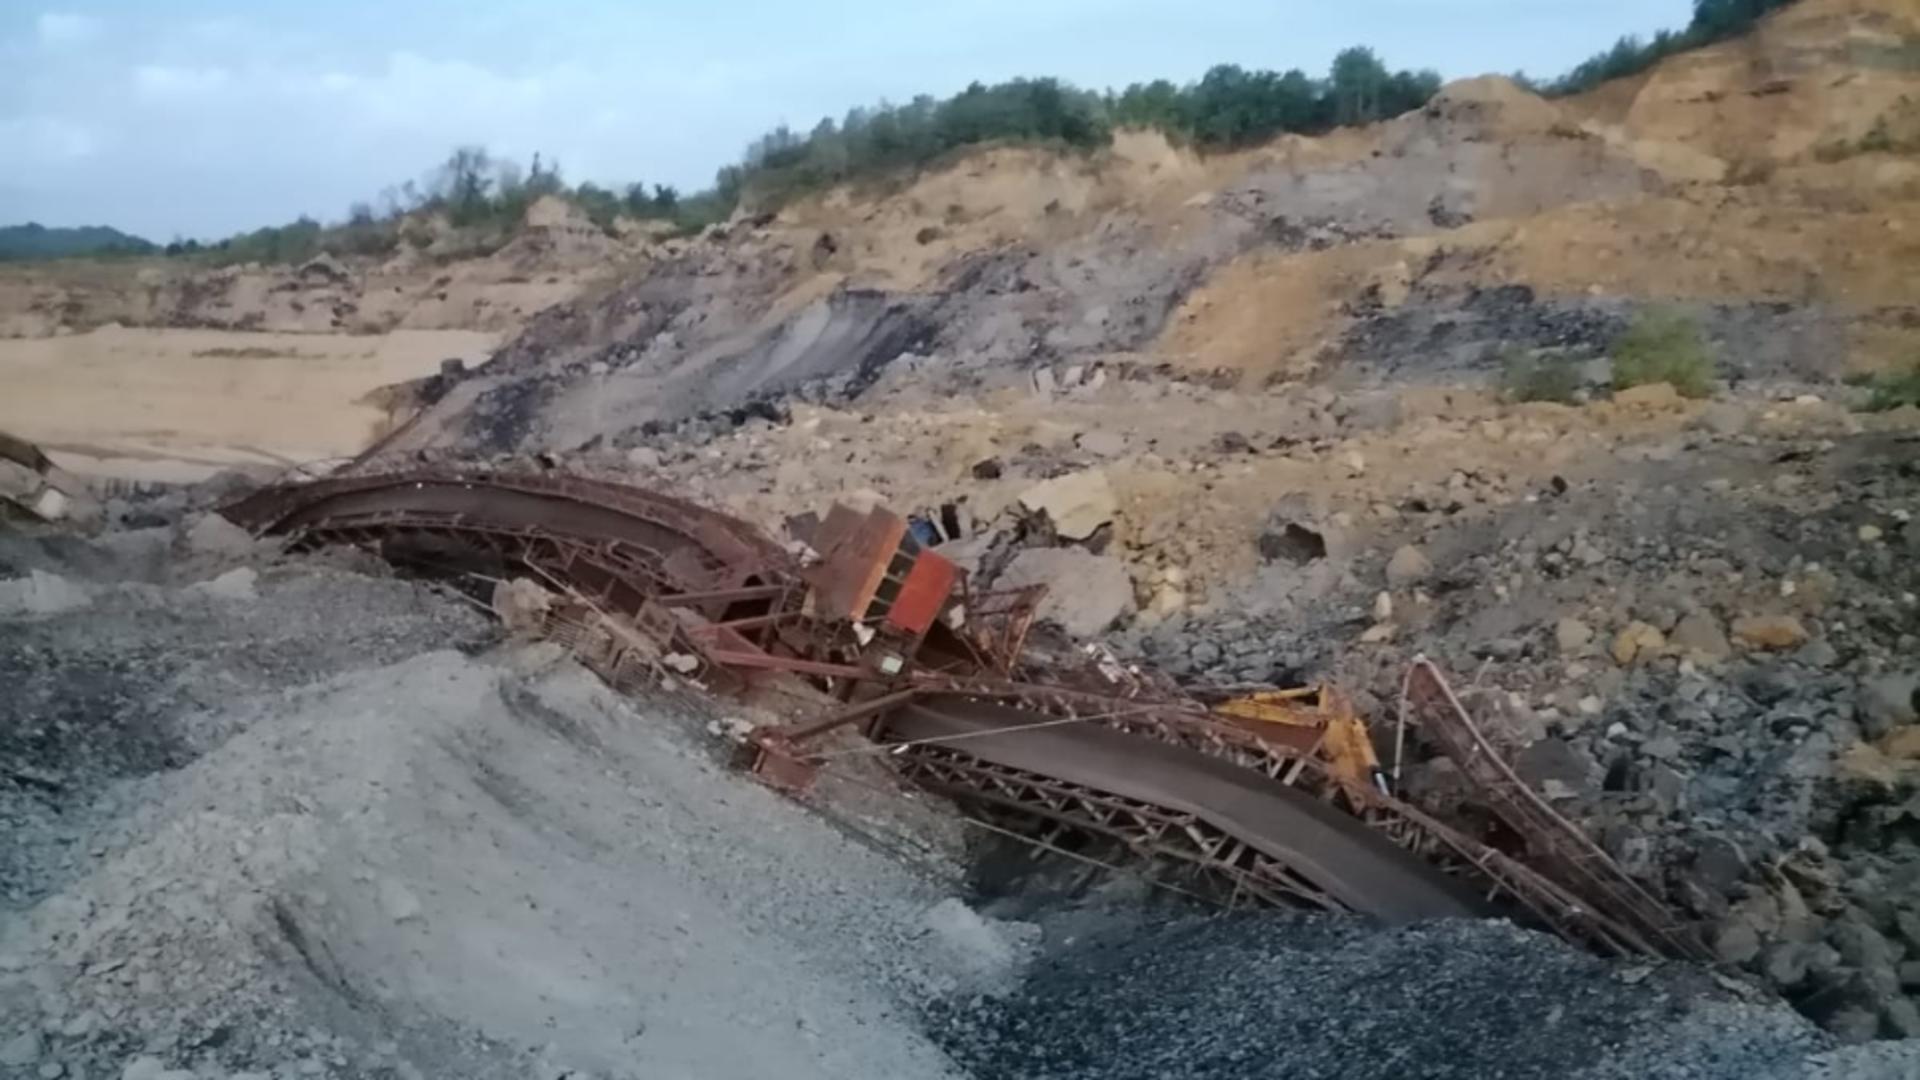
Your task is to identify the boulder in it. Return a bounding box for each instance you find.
[0,1031,40,1067]
[492,577,554,638]
[1670,610,1732,662]
[1830,917,1899,973]
[1858,672,1920,740]
[1384,544,1433,587]
[181,512,259,559]
[1885,726,1920,761]
[1715,918,1763,965]
[1731,614,1811,651]
[995,548,1135,638]
[1515,737,1592,792]
[1692,401,1750,436]
[1555,617,1594,655]
[1885,997,1920,1038]
[189,566,259,602]
[1611,621,1666,666]
[1766,942,1817,988]
[1077,430,1126,457]
[0,570,91,616]
[1018,470,1117,541]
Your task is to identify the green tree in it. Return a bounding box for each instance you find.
[571,182,621,232]
[1329,46,1391,125]
[1114,79,1182,129]
[434,146,495,226]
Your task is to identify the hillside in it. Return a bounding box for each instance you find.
[0,223,154,261]
[379,0,1920,457]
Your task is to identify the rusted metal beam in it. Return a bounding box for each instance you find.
[781,688,922,745]
[1401,657,1707,960]
[658,584,790,607]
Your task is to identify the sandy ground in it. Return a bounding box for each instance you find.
[0,326,495,481]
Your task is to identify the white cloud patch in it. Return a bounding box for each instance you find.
[36,12,102,45]
[132,64,233,101]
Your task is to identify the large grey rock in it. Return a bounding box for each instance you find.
[1830,917,1899,973]
[1018,470,1117,541]
[1384,544,1433,587]
[996,547,1135,638]
[0,1030,41,1067]
[1766,942,1816,988]
[1715,918,1762,965]
[188,566,259,602]
[1670,610,1732,662]
[1693,401,1750,437]
[1555,617,1594,655]
[0,570,91,616]
[1858,672,1919,739]
[181,512,259,559]
[1515,737,1592,792]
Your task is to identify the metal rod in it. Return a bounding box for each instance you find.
[780,688,921,744]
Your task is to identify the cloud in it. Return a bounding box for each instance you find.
[289,52,551,126]
[36,12,102,45]
[132,65,233,101]
[0,114,99,161]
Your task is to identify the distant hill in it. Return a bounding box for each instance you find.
[0,223,156,261]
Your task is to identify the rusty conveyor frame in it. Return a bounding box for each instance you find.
[223,467,1704,961]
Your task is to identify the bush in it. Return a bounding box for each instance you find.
[1499,349,1582,404]
[1857,366,1920,412]
[1611,309,1715,398]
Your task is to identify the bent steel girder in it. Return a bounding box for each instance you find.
[882,696,1491,925]
[223,469,798,611]
[883,687,1666,955]
[1402,658,1709,961]
[894,744,1340,910]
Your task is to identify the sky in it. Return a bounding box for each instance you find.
[0,1,1693,241]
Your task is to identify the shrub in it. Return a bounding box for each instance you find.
[1611,308,1715,398]
[1859,366,1920,411]
[1499,349,1582,404]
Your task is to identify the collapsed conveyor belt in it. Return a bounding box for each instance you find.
[884,696,1489,921]
[224,466,1706,960]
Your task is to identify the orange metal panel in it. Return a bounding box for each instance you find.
[887,549,958,635]
[807,506,905,622]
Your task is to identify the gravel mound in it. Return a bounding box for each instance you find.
[928,915,1835,1080]
[1,562,490,912]
[0,645,992,1079]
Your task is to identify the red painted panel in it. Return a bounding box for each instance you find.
[887,550,957,635]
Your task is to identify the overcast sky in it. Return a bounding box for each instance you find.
[1,2,1690,240]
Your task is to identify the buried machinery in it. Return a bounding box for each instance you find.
[223,466,1706,962]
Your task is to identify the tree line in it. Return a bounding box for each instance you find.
[728,46,1440,206]
[169,0,1798,266]
[169,146,723,266]
[1537,0,1797,95]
